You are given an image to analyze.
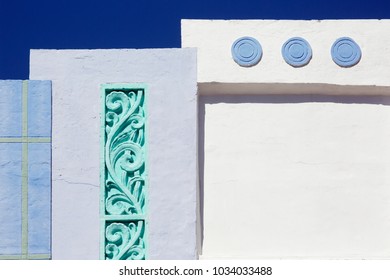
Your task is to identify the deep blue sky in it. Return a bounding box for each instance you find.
[1,0,390,79]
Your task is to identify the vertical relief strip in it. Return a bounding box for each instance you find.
[101,84,147,260]
[21,80,29,259]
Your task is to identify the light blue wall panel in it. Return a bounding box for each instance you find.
[28,81,52,137]
[0,80,51,259]
[0,143,22,255]
[28,143,51,254]
[0,81,22,137]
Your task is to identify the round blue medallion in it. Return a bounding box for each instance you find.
[331,37,361,67]
[282,37,312,67]
[231,37,262,67]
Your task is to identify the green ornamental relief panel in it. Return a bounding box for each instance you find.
[101,84,147,260]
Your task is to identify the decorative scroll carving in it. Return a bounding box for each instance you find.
[101,85,147,260]
[105,221,145,260]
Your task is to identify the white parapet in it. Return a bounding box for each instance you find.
[182,19,390,93]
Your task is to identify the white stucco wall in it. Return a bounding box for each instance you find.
[30,49,198,259]
[25,20,390,260]
[182,20,390,89]
[183,20,390,259]
[200,95,390,259]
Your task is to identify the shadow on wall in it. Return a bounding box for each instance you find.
[197,93,390,254]
[200,94,390,106]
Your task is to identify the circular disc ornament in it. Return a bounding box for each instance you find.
[331,37,361,67]
[282,37,312,67]
[231,37,263,67]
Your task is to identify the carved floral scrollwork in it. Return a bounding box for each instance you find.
[103,87,146,260]
[105,90,145,216]
[105,221,145,260]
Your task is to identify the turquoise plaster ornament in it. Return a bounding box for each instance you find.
[101,84,147,260]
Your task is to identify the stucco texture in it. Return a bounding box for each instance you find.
[182,20,390,91]
[184,20,390,259]
[30,49,198,259]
